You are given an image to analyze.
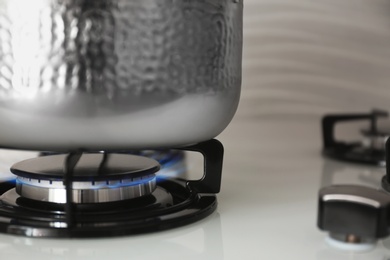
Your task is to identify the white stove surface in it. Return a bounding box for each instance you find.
[0,114,388,260]
[2,0,390,259]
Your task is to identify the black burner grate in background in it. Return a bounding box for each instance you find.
[322,110,388,166]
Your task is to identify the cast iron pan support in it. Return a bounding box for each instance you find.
[61,139,224,232]
[382,138,390,189]
[180,139,223,194]
[322,109,388,150]
[63,151,83,229]
[322,109,388,165]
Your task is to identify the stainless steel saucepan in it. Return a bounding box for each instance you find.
[0,0,243,151]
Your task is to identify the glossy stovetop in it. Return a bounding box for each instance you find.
[0,116,389,259]
[2,0,390,258]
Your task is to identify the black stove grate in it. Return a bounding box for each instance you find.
[0,139,224,238]
[322,110,388,166]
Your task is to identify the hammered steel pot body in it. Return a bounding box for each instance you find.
[0,0,243,151]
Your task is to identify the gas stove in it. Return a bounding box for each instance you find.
[1,113,390,259]
[1,0,390,257]
[0,140,223,238]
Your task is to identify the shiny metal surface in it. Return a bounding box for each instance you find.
[322,194,381,208]
[0,0,243,151]
[15,175,157,203]
[10,153,161,180]
[11,153,160,203]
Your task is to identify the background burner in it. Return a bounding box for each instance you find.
[322,109,389,166]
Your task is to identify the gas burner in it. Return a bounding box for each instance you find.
[0,139,223,238]
[322,109,389,166]
[12,154,160,204]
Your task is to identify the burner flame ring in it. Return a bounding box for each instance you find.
[11,154,160,204]
[15,175,157,204]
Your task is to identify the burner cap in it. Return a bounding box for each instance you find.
[11,154,160,204]
[11,153,160,181]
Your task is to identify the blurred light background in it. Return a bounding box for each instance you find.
[241,0,390,117]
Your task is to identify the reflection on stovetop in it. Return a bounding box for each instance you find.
[0,213,223,260]
[320,158,384,189]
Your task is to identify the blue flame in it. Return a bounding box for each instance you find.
[4,179,16,185]
[15,176,157,190]
[154,152,187,182]
[84,177,157,189]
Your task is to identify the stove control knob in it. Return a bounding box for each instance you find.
[318,185,390,240]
